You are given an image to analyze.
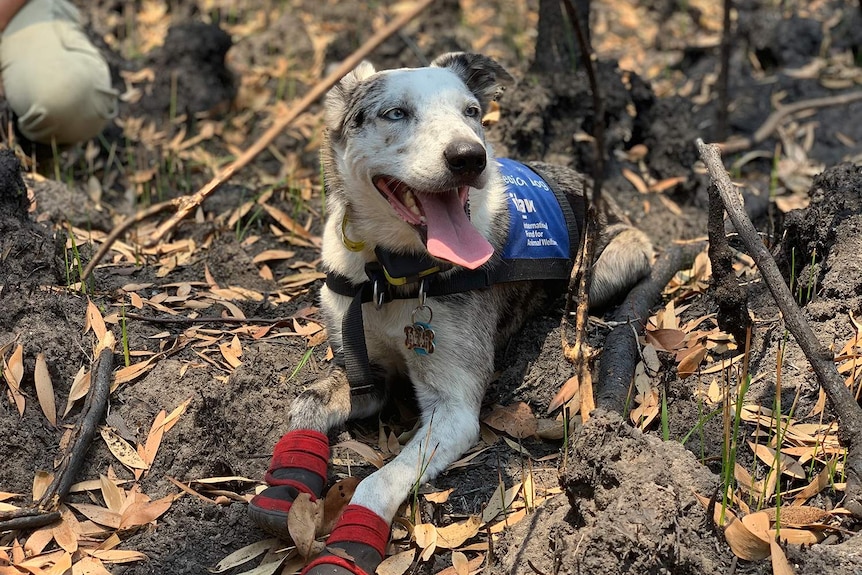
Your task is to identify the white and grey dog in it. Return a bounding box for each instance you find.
[250,53,653,575]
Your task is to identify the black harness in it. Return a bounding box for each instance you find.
[325,161,585,395]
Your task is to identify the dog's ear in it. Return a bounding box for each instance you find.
[325,61,377,135]
[431,52,513,111]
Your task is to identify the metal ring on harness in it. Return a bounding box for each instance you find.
[417,278,428,308]
[373,279,385,310]
[411,304,433,324]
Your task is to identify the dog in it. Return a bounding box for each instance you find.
[249,53,653,575]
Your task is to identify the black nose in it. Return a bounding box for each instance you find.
[444,141,487,176]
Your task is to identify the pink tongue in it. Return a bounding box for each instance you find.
[417,191,493,269]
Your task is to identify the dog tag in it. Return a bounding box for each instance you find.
[405,304,435,355]
[405,321,435,355]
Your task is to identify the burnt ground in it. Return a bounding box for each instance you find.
[2,0,862,574]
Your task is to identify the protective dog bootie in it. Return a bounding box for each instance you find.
[248,430,330,539]
[302,504,390,575]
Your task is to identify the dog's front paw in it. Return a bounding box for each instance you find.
[301,504,390,575]
[248,430,330,539]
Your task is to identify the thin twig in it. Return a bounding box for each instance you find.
[697,138,862,517]
[558,0,604,422]
[718,90,862,154]
[561,0,604,207]
[716,0,732,140]
[145,0,436,247]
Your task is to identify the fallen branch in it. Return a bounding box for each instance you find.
[0,508,60,533]
[145,0,435,247]
[39,348,114,508]
[697,138,862,517]
[718,90,862,154]
[596,243,703,413]
[0,348,114,533]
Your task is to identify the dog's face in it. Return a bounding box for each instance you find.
[324,53,512,269]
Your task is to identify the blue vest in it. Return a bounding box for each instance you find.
[494,159,579,283]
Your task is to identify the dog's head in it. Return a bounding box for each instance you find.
[324,53,512,269]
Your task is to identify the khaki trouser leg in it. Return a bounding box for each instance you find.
[0,0,117,145]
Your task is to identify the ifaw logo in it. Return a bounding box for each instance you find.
[508,192,536,214]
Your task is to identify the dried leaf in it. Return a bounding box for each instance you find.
[71,557,114,575]
[51,505,80,553]
[645,328,686,351]
[100,474,125,513]
[482,402,537,438]
[414,523,437,561]
[100,427,149,470]
[334,440,386,468]
[86,299,108,340]
[33,470,53,501]
[261,204,313,240]
[548,375,578,413]
[451,551,468,575]
[66,502,121,529]
[43,551,73,575]
[770,538,796,575]
[424,488,454,504]
[252,249,296,264]
[793,461,834,504]
[693,492,768,560]
[63,366,90,417]
[677,345,708,378]
[143,410,166,467]
[740,511,770,544]
[34,353,57,426]
[24,526,55,555]
[287,492,322,558]
[748,442,806,479]
[762,505,829,527]
[622,168,649,194]
[767,528,825,545]
[162,397,192,433]
[435,553,484,575]
[3,344,25,415]
[322,476,359,535]
[211,539,277,572]
[119,495,174,529]
[435,515,482,549]
[375,548,415,575]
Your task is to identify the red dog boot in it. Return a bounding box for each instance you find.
[301,504,390,575]
[248,430,330,539]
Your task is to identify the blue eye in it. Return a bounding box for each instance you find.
[382,108,406,121]
[465,105,481,118]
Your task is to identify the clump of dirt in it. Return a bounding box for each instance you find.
[495,409,725,574]
[781,162,862,310]
[133,21,236,117]
[0,150,62,287]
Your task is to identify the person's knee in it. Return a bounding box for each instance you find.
[15,64,116,145]
[1,6,118,145]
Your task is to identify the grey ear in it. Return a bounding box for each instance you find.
[325,61,377,134]
[431,52,513,111]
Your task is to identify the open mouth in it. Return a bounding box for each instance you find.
[373,176,493,269]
